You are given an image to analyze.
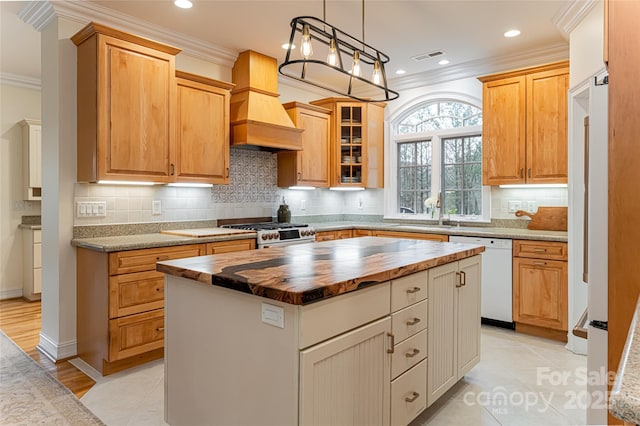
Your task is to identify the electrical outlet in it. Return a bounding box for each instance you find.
[507,200,522,213]
[300,199,306,210]
[526,201,537,212]
[152,200,162,215]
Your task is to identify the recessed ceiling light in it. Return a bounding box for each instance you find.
[438,59,450,65]
[174,0,192,8]
[504,29,521,38]
[395,69,406,75]
[282,42,296,50]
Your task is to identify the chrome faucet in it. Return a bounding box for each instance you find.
[436,193,443,226]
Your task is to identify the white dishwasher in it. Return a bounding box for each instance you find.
[449,236,514,328]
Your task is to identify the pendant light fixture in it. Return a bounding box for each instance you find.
[279,0,399,102]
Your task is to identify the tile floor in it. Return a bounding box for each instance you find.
[78,325,587,426]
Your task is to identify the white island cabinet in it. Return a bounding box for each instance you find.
[159,237,483,426]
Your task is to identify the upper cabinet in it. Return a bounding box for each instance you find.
[278,102,331,188]
[309,98,385,188]
[20,119,41,200]
[479,61,569,185]
[175,71,234,184]
[73,23,181,183]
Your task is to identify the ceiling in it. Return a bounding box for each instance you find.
[0,0,571,88]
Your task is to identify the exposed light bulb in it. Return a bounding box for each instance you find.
[372,60,382,85]
[326,38,338,66]
[300,24,313,58]
[351,51,362,77]
[173,0,192,8]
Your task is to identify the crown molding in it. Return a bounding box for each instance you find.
[19,0,238,68]
[0,73,41,90]
[389,42,569,92]
[553,0,599,38]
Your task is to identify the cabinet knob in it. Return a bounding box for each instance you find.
[404,392,420,403]
[170,163,175,176]
[297,172,302,181]
[406,286,421,294]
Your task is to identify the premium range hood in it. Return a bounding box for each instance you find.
[229,50,303,151]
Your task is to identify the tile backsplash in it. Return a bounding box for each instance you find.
[490,186,568,219]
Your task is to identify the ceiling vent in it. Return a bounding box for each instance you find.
[411,50,447,62]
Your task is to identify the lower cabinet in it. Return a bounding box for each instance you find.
[315,229,353,241]
[374,230,449,242]
[77,239,254,375]
[22,228,42,301]
[299,317,391,426]
[427,256,481,406]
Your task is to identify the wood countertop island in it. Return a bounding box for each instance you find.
[159,237,485,426]
[157,236,485,305]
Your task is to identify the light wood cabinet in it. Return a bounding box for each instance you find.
[513,240,568,341]
[73,23,181,183]
[278,102,331,188]
[374,230,449,242]
[78,239,254,375]
[427,255,481,406]
[315,229,353,241]
[174,71,234,184]
[479,61,569,185]
[20,119,41,200]
[22,229,41,301]
[310,98,385,188]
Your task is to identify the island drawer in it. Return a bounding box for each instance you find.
[109,244,206,275]
[108,309,165,361]
[298,282,391,349]
[513,240,567,261]
[391,329,427,380]
[392,299,428,343]
[391,359,427,426]
[108,271,165,319]
[391,271,427,312]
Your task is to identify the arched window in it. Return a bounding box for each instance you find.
[390,99,488,221]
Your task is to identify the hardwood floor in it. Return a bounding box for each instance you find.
[0,298,95,398]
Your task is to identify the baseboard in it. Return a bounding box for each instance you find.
[0,288,23,300]
[37,332,78,361]
[481,317,515,330]
[515,322,568,342]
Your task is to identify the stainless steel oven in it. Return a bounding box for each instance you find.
[221,222,316,248]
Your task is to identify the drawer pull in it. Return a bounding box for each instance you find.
[405,348,420,358]
[406,286,421,294]
[406,317,421,326]
[387,333,395,354]
[404,392,420,403]
[156,255,170,261]
[156,327,165,332]
[460,270,466,287]
[533,248,547,253]
[456,271,462,288]
[533,261,547,266]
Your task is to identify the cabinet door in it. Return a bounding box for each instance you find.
[457,255,481,378]
[366,103,385,188]
[299,316,391,426]
[175,75,230,184]
[374,230,448,242]
[482,76,526,185]
[336,103,366,187]
[296,107,331,187]
[427,261,458,406]
[513,257,568,331]
[98,35,175,181]
[526,68,569,183]
[206,239,256,254]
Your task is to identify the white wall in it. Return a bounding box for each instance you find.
[0,83,41,299]
[569,1,605,88]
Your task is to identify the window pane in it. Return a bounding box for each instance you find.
[464,136,482,162]
[416,142,430,165]
[463,190,482,215]
[399,192,415,213]
[444,190,461,215]
[444,164,462,189]
[399,144,414,166]
[443,138,462,164]
[463,163,482,189]
[399,167,416,190]
[418,191,431,214]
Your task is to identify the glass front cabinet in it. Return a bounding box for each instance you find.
[310,98,385,189]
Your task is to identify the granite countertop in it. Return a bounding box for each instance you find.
[72,231,257,252]
[18,224,42,230]
[310,221,568,242]
[157,236,485,305]
[610,296,640,424]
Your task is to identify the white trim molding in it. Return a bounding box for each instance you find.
[0,72,41,90]
[0,288,25,300]
[553,0,599,38]
[37,332,77,361]
[19,0,238,68]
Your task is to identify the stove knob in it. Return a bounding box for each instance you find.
[261,234,268,241]
[301,230,307,236]
[273,233,280,240]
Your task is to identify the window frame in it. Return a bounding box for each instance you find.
[386,99,490,223]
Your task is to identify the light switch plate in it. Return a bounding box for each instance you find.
[507,200,522,213]
[261,303,284,329]
[152,200,162,215]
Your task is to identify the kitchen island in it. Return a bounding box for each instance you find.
[157,237,484,426]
